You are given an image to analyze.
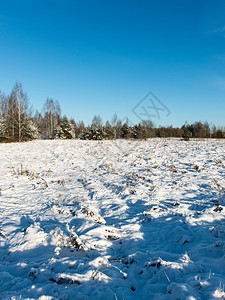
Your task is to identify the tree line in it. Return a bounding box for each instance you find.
[0,83,224,142]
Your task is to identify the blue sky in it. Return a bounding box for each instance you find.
[0,0,225,127]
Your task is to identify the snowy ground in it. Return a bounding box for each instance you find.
[0,139,225,300]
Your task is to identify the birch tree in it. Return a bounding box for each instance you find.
[10,83,29,142]
[42,98,61,138]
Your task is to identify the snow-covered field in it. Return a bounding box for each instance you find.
[0,139,225,300]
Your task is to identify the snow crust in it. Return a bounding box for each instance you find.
[0,138,225,299]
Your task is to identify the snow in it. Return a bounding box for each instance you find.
[0,138,225,299]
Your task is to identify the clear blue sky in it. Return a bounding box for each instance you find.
[0,0,225,127]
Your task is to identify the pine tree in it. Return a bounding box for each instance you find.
[81,126,91,140]
[21,116,40,141]
[132,124,147,139]
[61,116,75,139]
[182,128,192,141]
[53,126,64,139]
[53,116,75,139]
[81,124,105,140]
[104,121,115,139]
[121,121,131,139]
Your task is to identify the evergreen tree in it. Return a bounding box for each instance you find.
[104,121,115,139]
[53,116,75,139]
[60,116,75,139]
[132,123,148,139]
[214,129,224,139]
[182,126,192,141]
[81,123,105,140]
[81,126,91,140]
[82,116,106,140]
[21,116,40,141]
[121,121,131,139]
[53,126,64,139]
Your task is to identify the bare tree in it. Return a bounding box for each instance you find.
[0,91,6,118]
[42,98,61,138]
[92,115,102,127]
[10,83,29,142]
